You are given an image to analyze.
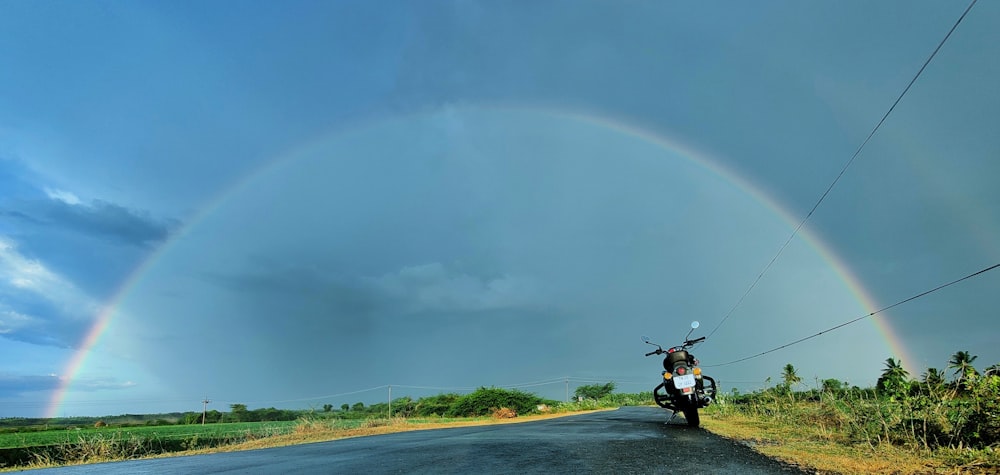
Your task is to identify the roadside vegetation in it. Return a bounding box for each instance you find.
[704,351,1000,474]
[0,385,635,471]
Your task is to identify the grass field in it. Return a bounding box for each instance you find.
[0,421,301,450]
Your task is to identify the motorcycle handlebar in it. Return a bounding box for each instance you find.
[644,350,660,357]
[687,336,706,344]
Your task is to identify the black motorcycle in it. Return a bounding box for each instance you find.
[642,321,717,427]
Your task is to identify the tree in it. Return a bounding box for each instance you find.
[445,387,546,417]
[921,367,945,387]
[322,404,333,413]
[876,357,910,397]
[351,402,365,412]
[341,403,350,412]
[574,382,616,400]
[414,393,461,417]
[984,364,1000,378]
[782,364,801,389]
[949,350,979,389]
[230,403,248,422]
[821,378,844,393]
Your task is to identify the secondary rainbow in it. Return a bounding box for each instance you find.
[45,105,915,418]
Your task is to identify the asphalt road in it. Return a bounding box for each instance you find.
[24,407,807,474]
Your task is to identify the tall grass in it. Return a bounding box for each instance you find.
[707,373,1000,470]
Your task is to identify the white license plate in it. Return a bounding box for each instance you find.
[673,374,696,389]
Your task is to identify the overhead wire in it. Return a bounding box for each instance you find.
[704,0,979,342]
[704,263,999,368]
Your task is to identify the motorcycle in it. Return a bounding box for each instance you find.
[642,321,717,427]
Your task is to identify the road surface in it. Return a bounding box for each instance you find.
[24,407,806,474]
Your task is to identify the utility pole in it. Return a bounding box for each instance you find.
[565,377,569,403]
[388,385,392,418]
[201,397,211,425]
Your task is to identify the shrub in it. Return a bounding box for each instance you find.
[445,387,548,417]
[414,393,462,417]
[574,382,615,400]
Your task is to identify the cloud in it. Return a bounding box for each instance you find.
[0,308,38,335]
[0,236,100,347]
[368,263,541,313]
[0,177,176,248]
[43,187,82,205]
[0,373,135,398]
[71,377,137,392]
[0,237,98,312]
[42,198,176,247]
[203,260,541,317]
[0,373,60,395]
[0,209,42,224]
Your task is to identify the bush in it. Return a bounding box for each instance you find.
[414,394,462,417]
[445,388,549,417]
[574,382,615,400]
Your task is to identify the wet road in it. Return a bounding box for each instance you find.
[25,407,806,474]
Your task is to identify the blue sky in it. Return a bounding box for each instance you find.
[1,1,998,417]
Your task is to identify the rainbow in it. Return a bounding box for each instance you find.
[45,105,915,418]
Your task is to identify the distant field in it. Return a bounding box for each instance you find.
[0,421,302,449]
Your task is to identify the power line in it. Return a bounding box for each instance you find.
[392,384,476,391]
[704,263,999,368]
[705,0,979,342]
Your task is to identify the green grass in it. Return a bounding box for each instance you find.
[0,421,299,449]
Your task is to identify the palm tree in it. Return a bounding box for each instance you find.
[948,350,979,382]
[984,364,1000,378]
[782,364,801,388]
[921,367,945,387]
[877,358,910,395]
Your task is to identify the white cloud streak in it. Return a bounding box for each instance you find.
[0,236,101,321]
[0,309,37,334]
[44,187,82,206]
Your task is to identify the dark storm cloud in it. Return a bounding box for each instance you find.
[203,260,543,317]
[0,158,176,247]
[0,373,134,397]
[0,373,60,396]
[203,263,384,317]
[0,209,41,224]
[0,301,90,349]
[367,263,542,313]
[29,198,176,247]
